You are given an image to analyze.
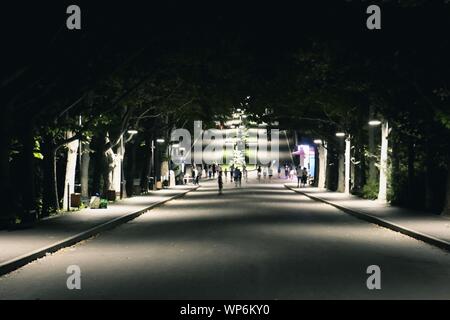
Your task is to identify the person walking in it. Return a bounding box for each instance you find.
[195,168,202,185]
[268,166,273,180]
[234,167,239,187]
[257,165,262,182]
[290,167,296,181]
[230,165,234,183]
[277,166,281,178]
[296,165,302,187]
[218,171,223,195]
[193,167,198,185]
[301,167,308,187]
[237,168,242,187]
[284,164,289,179]
[224,168,228,181]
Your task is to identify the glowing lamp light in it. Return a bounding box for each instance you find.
[368,120,382,126]
[335,132,346,138]
[127,130,138,135]
[156,138,165,143]
[313,139,323,144]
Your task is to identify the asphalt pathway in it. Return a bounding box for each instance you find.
[1,178,450,299]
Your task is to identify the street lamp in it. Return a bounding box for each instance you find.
[313,139,323,144]
[335,132,346,138]
[368,120,382,126]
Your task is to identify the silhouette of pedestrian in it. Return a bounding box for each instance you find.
[296,165,302,187]
[301,167,308,187]
[218,171,223,195]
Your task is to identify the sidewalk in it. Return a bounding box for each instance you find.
[285,184,450,252]
[0,185,198,276]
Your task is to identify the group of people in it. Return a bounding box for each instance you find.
[280,163,308,183]
[223,165,247,183]
[296,166,309,188]
[191,164,246,193]
[193,162,309,194]
[192,163,220,185]
[218,165,244,194]
[256,165,274,181]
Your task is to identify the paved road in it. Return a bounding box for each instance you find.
[1,178,450,299]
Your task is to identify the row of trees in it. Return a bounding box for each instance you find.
[1,7,240,227]
[243,1,450,214]
[1,1,449,228]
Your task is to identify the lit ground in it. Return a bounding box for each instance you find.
[1,176,450,299]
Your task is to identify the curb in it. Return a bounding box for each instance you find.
[0,186,199,277]
[284,184,450,252]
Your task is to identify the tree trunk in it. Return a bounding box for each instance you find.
[62,132,79,211]
[105,147,116,192]
[125,141,137,196]
[0,104,12,227]
[407,138,415,206]
[391,132,401,205]
[19,119,37,224]
[355,141,366,193]
[377,121,389,202]
[140,135,152,191]
[337,142,345,193]
[424,138,434,211]
[91,134,106,196]
[112,139,124,196]
[91,155,102,196]
[326,145,335,190]
[81,148,90,198]
[42,135,59,216]
[442,163,450,216]
[161,160,169,183]
[318,142,327,189]
[344,138,351,194]
[368,105,377,183]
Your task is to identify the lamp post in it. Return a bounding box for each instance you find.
[369,119,390,202]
